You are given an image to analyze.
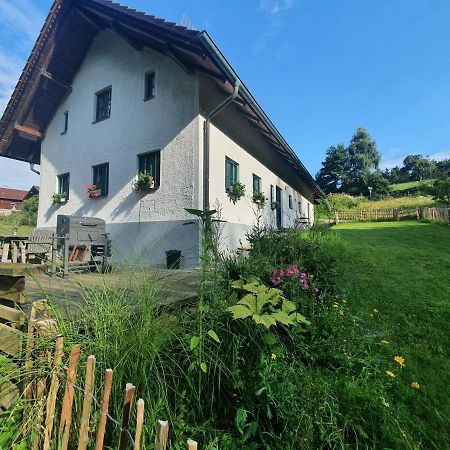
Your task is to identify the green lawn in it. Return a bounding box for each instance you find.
[390,180,432,192]
[334,221,450,447]
[0,221,33,237]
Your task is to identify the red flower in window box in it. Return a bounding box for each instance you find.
[85,184,102,198]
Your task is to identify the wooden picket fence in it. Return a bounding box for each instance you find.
[1,301,199,449]
[334,207,450,224]
[334,207,418,223]
[419,207,450,224]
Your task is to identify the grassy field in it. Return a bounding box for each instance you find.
[364,195,437,209]
[334,221,450,447]
[390,180,432,192]
[0,221,33,236]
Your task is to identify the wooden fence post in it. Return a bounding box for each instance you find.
[58,344,81,450]
[77,355,96,450]
[43,335,64,450]
[155,420,169,450]
[118,383,135,450]
[134,399,145,450]
[187,439,198,449]
[95,369,114,450]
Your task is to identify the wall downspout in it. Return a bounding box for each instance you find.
[203,80,240,210]
[30,163,40,175]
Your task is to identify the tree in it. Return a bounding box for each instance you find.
[343,128,383,195]
[426,177,450,207]
[365,172,391,198]
[315,144,348,193]
[403,154,435,181]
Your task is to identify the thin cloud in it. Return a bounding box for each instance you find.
[254,0,295,55]
[0,0,44,44]
[259,0,294,15]
[380,149,450,169]
[0,49,22,115]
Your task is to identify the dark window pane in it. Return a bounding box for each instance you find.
[93,163,109,195]
[225,157,238,191]
[253,174,261,194]
[96,88,111,121]
[138,151,160,187]
[63,111,68,133]
[58,173,70,199]
[144,72,155,100]
[289,195,293,209]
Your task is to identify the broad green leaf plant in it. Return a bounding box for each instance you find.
[227,278,310,329]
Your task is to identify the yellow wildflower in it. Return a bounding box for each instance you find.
[394,355,405,368]
[342,300,347,304]
[386,370,395,378]
[332,302,339,308]
[381,397,390,407]
[380,340,390,344]
[339,310,344,316]
[271,353,277,361]
[411,381,420,390]
[373,308,379,313]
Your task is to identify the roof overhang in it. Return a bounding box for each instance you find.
[0,0,325,200]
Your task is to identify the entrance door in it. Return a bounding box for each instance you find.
[276,186,282,229]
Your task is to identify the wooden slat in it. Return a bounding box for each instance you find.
[77,355,96,450]
[95,369,113,450]
[187,439,198,450]
[134,399,145,450]
[154,420,169,450]
[0,322,22,356]
[58,344,81,450]
[117,383,135,450]
[1,243,9,262]
[0,275,26,303]
[0,303,26,323]
[0,380,19,409]
[43,335,64,450]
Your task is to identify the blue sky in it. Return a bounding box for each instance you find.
[1,0,450,189]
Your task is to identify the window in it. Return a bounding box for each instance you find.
[225,157,239,191]
[252,174,261,194]
[95,87,111,122]
[138,150,160,187]
[289,195,293,209]
[270,185,274,204]
[93,163,109,196]
[61,111,69,134]
[57,173,70,199]
[144,72,155,101]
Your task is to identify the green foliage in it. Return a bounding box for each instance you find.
[51,192,66,205]
[133,172,154,191]
[425,177,450,206]
[227,181,246,204]
[251,191,266,208]
[227,278,310,328]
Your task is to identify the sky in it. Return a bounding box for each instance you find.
[1,0,450,190]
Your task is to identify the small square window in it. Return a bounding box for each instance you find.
[289,195,293,209]
[225,157,239,191]
[93,163,109,196]
[144,72,155,101]
[252,174,261,194]
[138,150,161,187]
[61,111,69,134]
[57,173,70,200]
[95,87,111,122]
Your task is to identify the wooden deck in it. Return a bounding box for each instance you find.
[0,263,199,315]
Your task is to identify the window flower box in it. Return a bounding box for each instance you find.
[134,173,156,192]
[86,185,102,198]
[271,201,280,210]
[52,193,67,206]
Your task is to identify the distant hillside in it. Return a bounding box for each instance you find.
[390,179,432,192]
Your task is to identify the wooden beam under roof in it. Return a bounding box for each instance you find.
[14,124,43,140]
[41,70,72,90]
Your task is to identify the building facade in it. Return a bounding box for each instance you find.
[0,0,323,267]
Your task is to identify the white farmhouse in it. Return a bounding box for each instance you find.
[0,0,324,267]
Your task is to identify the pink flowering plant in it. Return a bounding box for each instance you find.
[270,265,323,316]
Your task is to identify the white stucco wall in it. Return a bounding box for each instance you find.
[38,30,201,266]
[200,118,314,251]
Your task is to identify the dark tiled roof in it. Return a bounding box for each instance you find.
[0,188,29,201]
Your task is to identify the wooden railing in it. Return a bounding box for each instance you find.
[334,207,450,224]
